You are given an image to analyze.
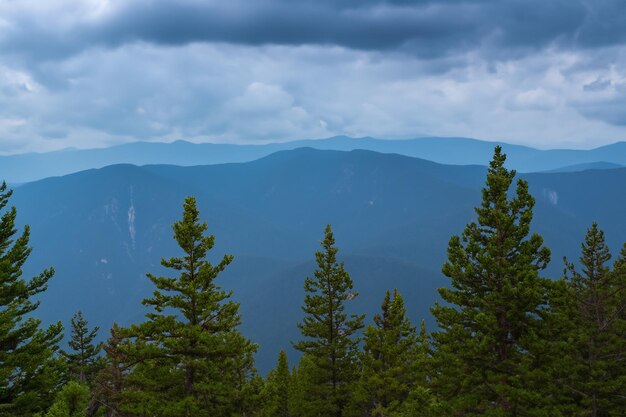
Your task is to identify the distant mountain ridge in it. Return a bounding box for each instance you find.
[2,136,626,183]
[10,148,626,371]
[541,161,624,173]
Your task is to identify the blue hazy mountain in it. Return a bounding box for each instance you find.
[542,161,624,173]
[10,148,626,371]
[3,136,626,183]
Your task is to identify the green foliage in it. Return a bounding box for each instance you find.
[62,311,102,384]
[293,225,364,417]
[430,147,554,416]
[237,373,265,417]
[6,145,626,417]
[392,385,441,417]
[0,181,64,416]
[287,354,319,417]
[119,196,257,417]
[45,381,90,417]
[89,323,132,417]
[260,350,291,417]
[557,223,626,415]
[352,289,422,417]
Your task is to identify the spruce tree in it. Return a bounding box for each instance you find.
[354,289,419,417]
[430,147,553,416]
[0,181,64,416]
[293,224,364,417]
[120,196,256,417]
[62,311,102,384]
[560,224,626,416]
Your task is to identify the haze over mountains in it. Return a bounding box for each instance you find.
[2,136,626,184]
[10,146,626,371]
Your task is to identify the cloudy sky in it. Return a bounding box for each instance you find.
[1,0,626,154]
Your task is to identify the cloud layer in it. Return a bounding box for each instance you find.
[1,0,626,153]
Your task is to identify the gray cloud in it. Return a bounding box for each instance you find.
[1,1,626,154]
[1,0,625,63]
[577,81,626,126]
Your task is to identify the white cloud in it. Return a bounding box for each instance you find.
[226,82,295,115]
[1,40,626,153]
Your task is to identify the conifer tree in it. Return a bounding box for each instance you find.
[89,323,132,417]
[62,311,102,384]
[613,242,626,322]
[0,181,64,416]
[354,289,419,416]
[44,381,90,417]
[260,350,291,417]
[612,242,626,407]
[120,196,256,417]
[287,364,300,416]
[614,242,626,273]
[293,224,364,417]
[560,224,626,416]
[416,319,431,383]
[232,349,263,417]
[430,147,553,416]
[287,354,317,417]
[395,320,440,417]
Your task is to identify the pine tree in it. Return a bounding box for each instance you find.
[293,224,364,417]
[430,147,553,416]
[287,354,317,417]
[353,289,419,417]
[120,196,257,417]
[559,224,626,416]
[260,350,291,417]
[395,320,440,417]
[0,181,64,416]
[612,242,626,324]
[238,373,265,417]
[612,242,626,410]
[62,311,102,384]
[89,323,132,417]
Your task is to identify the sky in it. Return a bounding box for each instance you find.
[1,0,626,154]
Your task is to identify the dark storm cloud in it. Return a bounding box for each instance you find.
[2,0,625,62]
[2,0,626,153]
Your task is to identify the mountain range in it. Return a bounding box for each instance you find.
[9,147,626,371]
[2,136,626,184]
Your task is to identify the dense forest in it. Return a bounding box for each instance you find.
[1,147,625,417]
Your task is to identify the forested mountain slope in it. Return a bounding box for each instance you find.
[11,148,626,369]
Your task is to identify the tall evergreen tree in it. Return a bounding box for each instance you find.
[293,224,364,417]
[62,311,102,384]
[353,289,419,417]
[89,324,132,417]
[120,196,256,417]
[430,147,553,416]
[0,181,64,416]
[559,224,626,416]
